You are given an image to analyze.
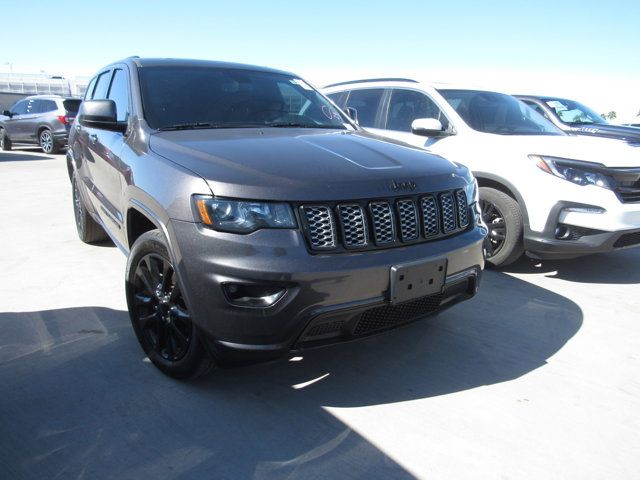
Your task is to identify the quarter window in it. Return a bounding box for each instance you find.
[344,89,384,128]
[108,69,130,122]
[387,89,449,132]
[92,71,112,100]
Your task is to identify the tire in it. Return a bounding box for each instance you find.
[72,173,109,243]
[39,129,60,154]
[125,230,215,379]
[479,187,524,267]
[0,128,11,151]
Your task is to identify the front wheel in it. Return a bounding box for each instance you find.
[39,129,59,154]
[125,230,215,379]
[479,187,524,267]
[0,128,11,151]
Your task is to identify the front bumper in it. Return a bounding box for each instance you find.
[168,219,486,364]
[524,199,640,259]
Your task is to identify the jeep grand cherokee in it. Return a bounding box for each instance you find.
[68,58,486,378]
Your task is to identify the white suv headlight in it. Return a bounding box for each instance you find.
[530,155,613,190]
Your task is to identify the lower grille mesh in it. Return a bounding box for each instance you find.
[354,293,443,335]
[614,231,640,248]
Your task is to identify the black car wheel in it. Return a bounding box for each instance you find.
[479,187,524,267]
[72,173,108,243]
[0,128,11,151]
[39,129,59,154]
[126,230,215,379]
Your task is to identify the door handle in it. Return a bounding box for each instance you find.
[89,134,98,145]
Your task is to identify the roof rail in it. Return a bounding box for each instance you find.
[324,78,418,89]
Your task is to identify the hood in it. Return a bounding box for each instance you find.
[567,123,640,144]
[467,133,640,168]
[149,128,470,201]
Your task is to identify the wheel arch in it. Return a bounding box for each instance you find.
[474,172,530,229]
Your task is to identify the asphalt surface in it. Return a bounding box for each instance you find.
[1,148,639,480]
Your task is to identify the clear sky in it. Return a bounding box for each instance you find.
[3,0,639,120]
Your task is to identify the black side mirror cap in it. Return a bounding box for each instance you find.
[78,100,126,132]
[2,110,12,117]
[345,107,359,125]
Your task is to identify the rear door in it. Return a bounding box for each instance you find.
[4,100,29,141]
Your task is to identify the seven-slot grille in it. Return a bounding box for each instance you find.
[301,189,470,251]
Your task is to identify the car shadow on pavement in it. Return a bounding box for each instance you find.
[0,271,582,480]
[0,151,55,162]
[502,247,640,284]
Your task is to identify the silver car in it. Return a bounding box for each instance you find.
[0,95,81,153]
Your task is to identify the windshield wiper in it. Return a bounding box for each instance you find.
[157,122,265,131]
[266,122,344,129]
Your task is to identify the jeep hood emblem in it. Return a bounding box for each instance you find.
[391,179,417,191]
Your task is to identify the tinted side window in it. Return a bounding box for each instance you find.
[84,77,97,100]
[326,91,347,108]
[92,71,112,100]
[41,100,58,113]
[107,69,129,122]
[387,89,449,132]
[12,100,28,115]
[25,100,39,114]
[344,89,384,127]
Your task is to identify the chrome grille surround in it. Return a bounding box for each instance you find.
[337,204,368,248]
[396,199,419,241]
[301,205,336,250]
[369,201,396,245]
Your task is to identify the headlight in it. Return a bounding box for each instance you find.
[194,196,297,233]
[530,155,613,190]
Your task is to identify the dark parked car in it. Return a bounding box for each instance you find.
[68,57,486,378]
[516,95,640,144]
[0,95,81,153]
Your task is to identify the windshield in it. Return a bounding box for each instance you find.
[139,66,348,130]
[542,97,607,125]
[439,89,563,135]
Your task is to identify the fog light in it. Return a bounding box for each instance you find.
[555,225,571,240]
[223,283,286,307]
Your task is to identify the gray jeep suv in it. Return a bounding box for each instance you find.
[1,95,81,153]
[68,57,486,378]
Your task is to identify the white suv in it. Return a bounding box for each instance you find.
[324,79,640,266]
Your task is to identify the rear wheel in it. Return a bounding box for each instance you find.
[0,128,11,151]
[39,129,59,154]
[72,173,109,243]
[126,230,215,379]
[479,187,524,267]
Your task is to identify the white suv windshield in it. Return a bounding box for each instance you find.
[139,66,348,130]
[439,89,562,136]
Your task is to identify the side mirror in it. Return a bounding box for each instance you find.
[411,118,448,137]
[345,107,359,124]
[2,110,12,117]
[78,100,126,132]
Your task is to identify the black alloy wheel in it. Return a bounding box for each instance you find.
[480,198,506,258]
[131,253,193,363]
[126,230,215,379]
[478,187,524,267]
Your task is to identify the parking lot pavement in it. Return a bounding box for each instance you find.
[1,148,639,480]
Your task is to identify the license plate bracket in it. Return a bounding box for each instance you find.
[390,258,447,304]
